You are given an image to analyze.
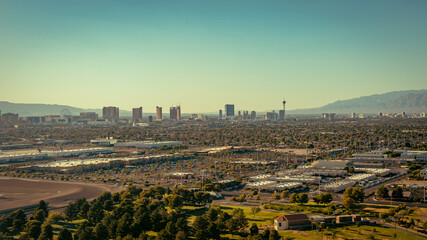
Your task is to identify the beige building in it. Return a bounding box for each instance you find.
[274,214,311,230]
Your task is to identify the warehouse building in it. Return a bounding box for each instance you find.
[246,181,276,189]
[114,141,182,149]
[268,182,303,191]
[42,148,113,158]
[313,160,352,170]
[347,173,376,182]
[0,153,48,164]
[323,180,356,193]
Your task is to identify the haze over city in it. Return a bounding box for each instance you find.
[1,1,427,112]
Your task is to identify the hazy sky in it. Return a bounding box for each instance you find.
[1,1,426,113]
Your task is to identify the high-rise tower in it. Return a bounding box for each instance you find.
[279,99,286,120]
[225,104,235,118]
[133,107,143,121]
[102,106,119,121]
[156,106,163,121]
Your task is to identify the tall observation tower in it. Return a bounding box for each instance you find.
[279,99,286,120]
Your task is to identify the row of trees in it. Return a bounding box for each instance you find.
[0,200,55,240]
[377,186,404,199]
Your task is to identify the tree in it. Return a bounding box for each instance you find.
[392,187,403,199]
[297,193,309,204]
[344,187,364,203]
[64,202,78,221]
[280,190,289,199]
[313,194,322,204]
[289,193,297,203]
[47,211,64,223]
[269,229,280,240]
[342,197,356,210]
[207,223,221,239]
[35,200,49,217]
[74,222,93,240]
[32,209,46,223]
[321,193,333,204]
[94,223,108,240]
[38,223,53,240]
[250,207,261,217]
[175,231,187,240]
[260,229,270,239]
[163,194,183,209]
[116,213,132,238]
[87,202,104,223]
[250,223,259,235]
[24,220,42,240]
[272,193,280,200]
[377,186,389,199]
[57,228,72,240]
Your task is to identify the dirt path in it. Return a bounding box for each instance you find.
[0,177,124,211]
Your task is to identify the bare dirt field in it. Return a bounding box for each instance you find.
[0,177,124,211]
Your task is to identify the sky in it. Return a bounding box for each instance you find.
[1,1,427,113]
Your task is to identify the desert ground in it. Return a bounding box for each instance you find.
[0,177,124,211]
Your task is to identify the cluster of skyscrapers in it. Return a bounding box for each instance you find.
[101,105,182,122]
[220,100,286,121]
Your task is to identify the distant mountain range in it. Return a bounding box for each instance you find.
[0,102,132,117]
[1,90,426,117]
[288,90,427,115]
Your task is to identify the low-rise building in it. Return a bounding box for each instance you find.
[268,182,303,191]
[245,181,276,189]
[420,168,427,179]
[114,141,182,149]
[274,214,311,230]
[323,180,356,193]
[347,173,376,182]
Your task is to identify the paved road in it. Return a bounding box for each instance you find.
[370,218,427,239]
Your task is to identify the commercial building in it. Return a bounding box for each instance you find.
[102,106,119,121]
[80,112,98,121]
[246,181,276,189]
[156,106,163,121]
[352,151,388,159]
[90,139,118,146]
[347,173,376,182]
[1,113,19,124]
[0,153,48,164]
[42,148,113,158]
[170,106,181,120]
[268,182,302,191]
[270,176,320,184]
[250,111,256,120]
[219,110,223,119]
[398,150,427,161]
[274,214,311,230]
[25,116,45,124]
[249,174,273,181]
[355,168,391,177]
[323,180,356,193]
[132,107,143,121]
[265,111,278,121]
[313,160,352,170]
[225,104,235,117]
[308,169,347,177]
[26,153,187,173]
[114,141,182,149]
[321,113,335,120]
[164,172,193,179]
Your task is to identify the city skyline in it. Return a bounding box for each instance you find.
[1,1,427,113]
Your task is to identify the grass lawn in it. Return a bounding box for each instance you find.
[278,224,423,240]
[218,205,282,229]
